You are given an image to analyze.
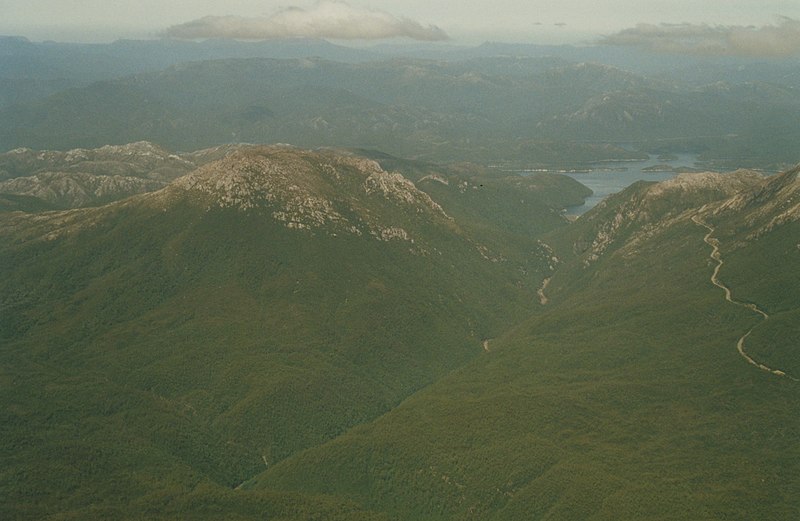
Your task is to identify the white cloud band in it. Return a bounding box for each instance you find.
[601,18,800,57]
[164,1,449,42]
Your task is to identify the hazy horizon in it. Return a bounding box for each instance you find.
[3,0,800,51]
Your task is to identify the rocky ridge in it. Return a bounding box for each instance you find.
[0,141,195,182]
[4,145,557,266]
[574,170,764,265]
[0,171,166,208]
[166,146,453,246]
[712,167,800,240]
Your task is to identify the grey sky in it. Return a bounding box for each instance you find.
[2,1,800,45]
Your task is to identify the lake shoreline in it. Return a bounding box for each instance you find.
[508,153,705,215]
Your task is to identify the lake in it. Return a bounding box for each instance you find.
[510,153,704,215]
[561,153,704,215]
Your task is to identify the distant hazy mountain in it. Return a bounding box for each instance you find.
[0,171,166,209]
[0,141,194,180]
[0,141,229,208]
[2,53,798,168]
[0,141,193,208]
[0,35,380,85]
[5,35,797,83]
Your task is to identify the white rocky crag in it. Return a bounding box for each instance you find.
[170,146,451,245]
[362,167,449,218]
[418,174,449,186]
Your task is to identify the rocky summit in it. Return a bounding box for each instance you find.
[168,146,450,244]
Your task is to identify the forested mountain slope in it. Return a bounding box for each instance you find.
[249,167,800,520]
[0,145,583,520]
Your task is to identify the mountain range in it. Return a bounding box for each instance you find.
[2,141,798,519]
[2,37,800,169]
[2,28,800,521]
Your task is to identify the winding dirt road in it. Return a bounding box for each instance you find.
[692,215,797,381]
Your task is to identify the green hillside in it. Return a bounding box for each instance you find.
[248,169,800,519]
[0,145,582,520]
[2,145,798,519]
[0,192,56,212]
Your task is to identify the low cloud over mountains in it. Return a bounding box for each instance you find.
[164,0,449,41]
[601,17,800,57]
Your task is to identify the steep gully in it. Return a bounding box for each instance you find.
[692,215,797,381]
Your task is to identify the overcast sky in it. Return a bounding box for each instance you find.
[3,0,800,47]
